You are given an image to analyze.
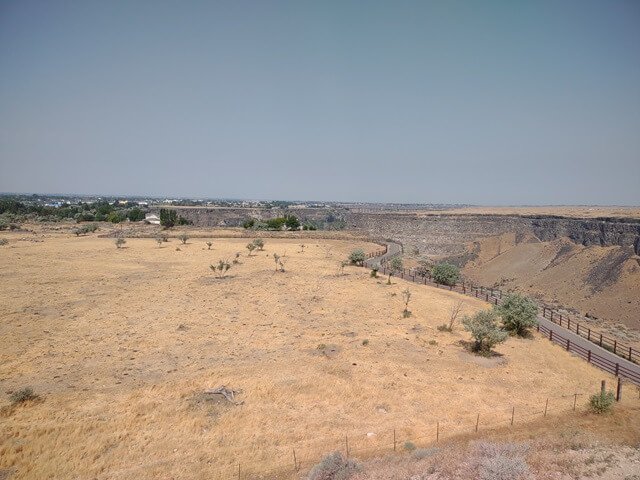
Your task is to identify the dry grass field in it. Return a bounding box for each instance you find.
[0,231,626,479]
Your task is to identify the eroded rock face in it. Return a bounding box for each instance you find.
[165,207,640,256]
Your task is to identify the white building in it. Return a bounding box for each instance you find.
[145,213,160,225]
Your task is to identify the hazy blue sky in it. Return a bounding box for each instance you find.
[1,1,639,204]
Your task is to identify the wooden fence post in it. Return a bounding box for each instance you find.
[511,406,515,425]
[587,350,591,363]
[475,413,479,432]
[615,363,619,376]
[630,347,633,361]
[293,449,298,472]
[566,339,570,351]
[544,398,548,417]
[573,393,577,411]
[613,340,617,355]
[587,328,591,341]
[549,330,553,342]
[345,434,349,458]
[601,380,606,394]
[436,422,439,443]
[616,377,622,402]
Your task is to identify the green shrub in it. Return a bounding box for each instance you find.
[128,207,145,222]
[370,265,379,277]
[178,234,189,245]
[404,441,416,451]
[0,238,8,246]
[432,262,460,286]
[306,451,358,480]
[10,387,38,405]
[115,238,126,248]
[495,293,538,337]
[243,219,255,229]
[246,243,256,255]
[462,310,508,354]
[348,249,365,266]
[156,237,164,247]
[589,391,615,414]
[210,259,232,278]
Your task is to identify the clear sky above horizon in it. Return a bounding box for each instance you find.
[1,1,639,205]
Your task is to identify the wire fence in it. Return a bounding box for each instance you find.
[191,382,639,480]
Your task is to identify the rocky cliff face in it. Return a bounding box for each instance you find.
[168,207,640,256]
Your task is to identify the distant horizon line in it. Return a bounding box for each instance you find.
[1,191,639,208]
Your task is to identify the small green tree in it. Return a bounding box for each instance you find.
[246,243,256,256]
[589,390,615,414]
[387,257,403,284]
[284,215,300,230]
[432,262,460,286]
[273,253,281,272]
[370,265,379,278]
[210,259,231,279]
[462,310,508,354]
[115,238,126,249]
[348,248,366,266]
[206,241,213,250]
[155,237,164,247]
[160,208,178,228]
[0,238,8,246]
[128,207,145,222]
[495,293,539,337]
[402,289,412,317]
[178,234,189,245]
[252,238,264,250]
[299,244,306,253]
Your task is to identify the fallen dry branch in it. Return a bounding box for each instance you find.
[204,386,244,405]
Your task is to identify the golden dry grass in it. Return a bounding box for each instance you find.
[0,233,624,479]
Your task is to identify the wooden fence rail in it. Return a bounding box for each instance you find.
[362,245,640,387]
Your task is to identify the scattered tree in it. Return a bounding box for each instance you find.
[299,244,306,253]
[462,310,508,355]
[206,241,213,250]
[495,293,539,337]
[178,234,189,245]
[432,262,460,286]
[402,289,412,318]
[0,238,8,246]
[273,253,281,272]
[115,238,126,249]
[348,248,366,266]
[252,238,264,250]
[338,261,347,275]
[370,265,379,278]
[210,259,231,279]
[439,300,465,332]
[386,257,403,284]
[277,256,286,272]
[246,243,256,256]
[155,237,164,248]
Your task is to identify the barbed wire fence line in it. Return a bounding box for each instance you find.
[192,381,640,480]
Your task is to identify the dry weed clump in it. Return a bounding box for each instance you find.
[305,451,359,480]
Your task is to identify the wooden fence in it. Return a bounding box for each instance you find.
[362,247,640,387]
